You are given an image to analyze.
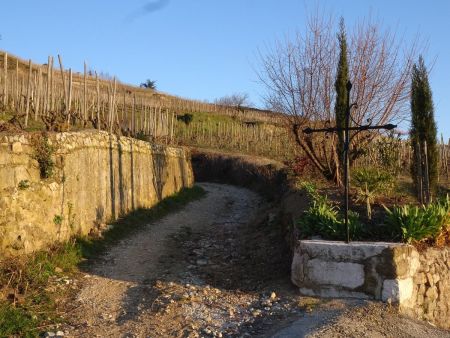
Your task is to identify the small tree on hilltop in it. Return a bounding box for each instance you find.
[140,79,157,90]
[334,18,349,186]
[410,56,438,201]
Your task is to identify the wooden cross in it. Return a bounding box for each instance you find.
[303,81,397,243]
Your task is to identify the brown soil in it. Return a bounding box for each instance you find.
[59,183,449,337]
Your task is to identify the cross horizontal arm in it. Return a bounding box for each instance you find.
[303,123,396,134]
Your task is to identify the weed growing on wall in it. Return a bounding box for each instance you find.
[18,180,30,190]
[53,214,64,226]
[67,202,76,231]
[32,133,55,179]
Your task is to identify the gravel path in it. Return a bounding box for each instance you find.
[62,183,450,338]
[67,183,264,337]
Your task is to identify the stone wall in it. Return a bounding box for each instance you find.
[291,240,449,329]
[191,148,289,201]
[402,246,450,329]
[0,130,194,255]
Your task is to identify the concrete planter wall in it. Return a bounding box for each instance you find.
[291,240,450,329]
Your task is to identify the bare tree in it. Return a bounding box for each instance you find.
[215,92,252,119]
[258,12,419,183]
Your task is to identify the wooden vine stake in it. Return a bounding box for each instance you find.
[96,72,100,130]
[170,112,174,144]
[49,56,54,112]
[24,60,32,127]
[3,52,7,108]
[132,94,136,135]
[57,55,68,114]
[83,61,87,121]
[14,59,18,110]
[44,56,51,114]
[35,66,43,120]
[67,69,73,129]
[109,77,117,134]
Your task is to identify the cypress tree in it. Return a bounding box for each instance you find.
[334,18,349,184]
[410,56,438,198]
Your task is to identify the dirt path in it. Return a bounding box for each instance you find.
[63,183,450,338]
[66,182,268,337]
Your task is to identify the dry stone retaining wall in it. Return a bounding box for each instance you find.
[403,247,450,329]
[0,130,193,255]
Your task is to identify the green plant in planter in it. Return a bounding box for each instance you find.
[384,195,450,243]
[298,184,363,240]
[353,167,393,219]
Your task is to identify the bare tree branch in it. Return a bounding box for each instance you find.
[257,11,421,182]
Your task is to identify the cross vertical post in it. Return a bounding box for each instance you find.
[344,81,352,243]
[302,80,397,243]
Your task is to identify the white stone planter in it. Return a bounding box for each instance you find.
[291,240,450,329]
[291,240,419,303]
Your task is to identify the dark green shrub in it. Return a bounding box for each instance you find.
[410,56,438,197]
[176,113,193,125]
[334,18,349,180]
[140,79,156,90]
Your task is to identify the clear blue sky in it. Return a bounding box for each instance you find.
[0,1,449,139]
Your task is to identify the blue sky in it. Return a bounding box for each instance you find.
[0,1,449,139]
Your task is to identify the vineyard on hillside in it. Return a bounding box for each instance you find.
[0,51,281,132]
[0,50,449,177]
